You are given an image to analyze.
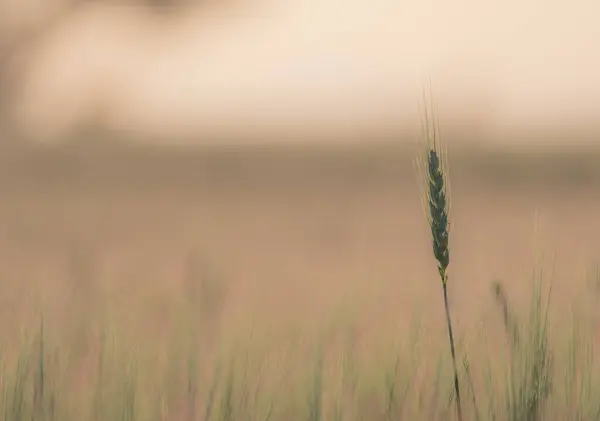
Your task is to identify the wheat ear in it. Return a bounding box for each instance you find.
[415,87,463,421]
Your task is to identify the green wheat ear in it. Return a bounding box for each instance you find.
[415,88,451,284]
[427,147,450,282]
[414,85,463,421]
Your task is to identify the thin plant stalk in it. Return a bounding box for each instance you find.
[415,87,463,421]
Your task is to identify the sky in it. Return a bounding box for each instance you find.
[4,0,600,146]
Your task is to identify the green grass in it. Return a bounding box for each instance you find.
[1,261,600,421]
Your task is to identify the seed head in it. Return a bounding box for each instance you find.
[415,88,451,283]
[427,148,450,280]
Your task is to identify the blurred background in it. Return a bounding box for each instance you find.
[0,0,598,147]
[2,5,600,414]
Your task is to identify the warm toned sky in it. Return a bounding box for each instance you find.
[4,0,600,145]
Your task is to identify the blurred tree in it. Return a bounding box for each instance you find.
[0,0,86,143]
[0,0,187,144]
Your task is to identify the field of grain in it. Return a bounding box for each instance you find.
[1,141,600,420]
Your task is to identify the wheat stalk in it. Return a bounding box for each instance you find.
[415,85,463,421]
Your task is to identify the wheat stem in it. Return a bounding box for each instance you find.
[416,85,463,421]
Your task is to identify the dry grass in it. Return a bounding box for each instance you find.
[1,140,600,420]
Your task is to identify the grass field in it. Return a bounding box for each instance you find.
[1,140,600,420]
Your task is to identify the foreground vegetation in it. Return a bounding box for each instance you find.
[2,259,600,421]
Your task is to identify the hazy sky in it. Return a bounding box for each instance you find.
[5,0,600,145]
